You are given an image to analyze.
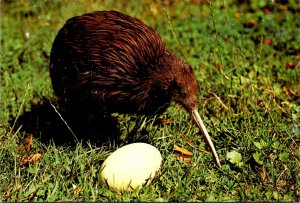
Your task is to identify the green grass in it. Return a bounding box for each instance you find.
[1,0,299,201]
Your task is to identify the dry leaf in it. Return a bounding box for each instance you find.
[180,134,211,155]
[263,39,272,45]
[29,153,42,163]
[234,12,241,19]
[279,5,287,12]
[285,62,296,69]
[15,182,22,190]
[24,134,33,151]
[259,165,268,183]
[19,153,42,165]
[175,104,182,110]
[150,3,158,16]
[19,157,29,165]
[262,7,270,14]
[174,144,192,163]
[213,62,223,71]
[159,117,172,125]
[282,86,300,99]
[225,37,231,43]
[248,19,256,26]
[73,184,82,195]
[18,145,26,154]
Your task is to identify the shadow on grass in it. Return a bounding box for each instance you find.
[11,98,121,147]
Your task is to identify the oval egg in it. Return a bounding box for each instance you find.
[99,142,162,192]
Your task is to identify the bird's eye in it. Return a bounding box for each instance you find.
[179,91,186,98]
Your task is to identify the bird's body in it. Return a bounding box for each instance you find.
[50,11,195,115]
[50,10,221,167]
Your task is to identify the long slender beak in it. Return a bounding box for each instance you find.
[191,108,221,167]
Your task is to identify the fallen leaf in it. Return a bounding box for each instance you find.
[24,134,33,151]
[263,39,272,45]
[234,12,241,19]
[180,134,211,155]
[262,7,270,14]
[19,153,42,165]
[175,104,182,110]
[15,182,22,190]
[158,117,172,125]
[19,157,29,165]
[279,5,287,12]
[248,19,256,26]
[29,153,42,163]
[18,145,26,154]
[291,55,300,60]
[259,165,268,182]
[285,62,296,69]
[150,3,158,16]
[74,185,82,195]
[213,62,223,71]
[282,86,300,99]
[225,37,231,43]
[174,144,192,163]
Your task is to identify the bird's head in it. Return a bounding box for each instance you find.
[159,54,221,167]
[169,59,198,112]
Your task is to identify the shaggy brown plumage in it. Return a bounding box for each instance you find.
[50,10,221,167]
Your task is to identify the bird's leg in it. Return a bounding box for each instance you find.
[123,115,146,144]
[123,115,158,145]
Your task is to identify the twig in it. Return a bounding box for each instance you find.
[50,103,79,143]
[209,91,229,110]
[11,84,31,133]
[153,135,172,140]
[180,133,211,155]
[273,98,286,113]
[276,165,288,187]
[165,12,189,62]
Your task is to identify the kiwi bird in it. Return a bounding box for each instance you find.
[50,10,221,167]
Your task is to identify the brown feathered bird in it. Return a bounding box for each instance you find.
[50,10,221,167]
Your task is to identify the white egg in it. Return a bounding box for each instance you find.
[99,142,162,192]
